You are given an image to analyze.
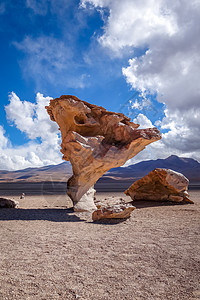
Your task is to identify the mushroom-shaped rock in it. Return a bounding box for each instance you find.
[125,168,193,204]
[45,95,161,211]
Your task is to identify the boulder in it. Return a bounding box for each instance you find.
[92,203,135,221]
[46,95,161,211]
[0,198,19,208]
[125,168,193,204]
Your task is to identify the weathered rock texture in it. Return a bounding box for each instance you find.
[73,187,97,212]
[125,168,193,204]
[92,204,135,221]
[0,198,19,208]
[46,95,161,211]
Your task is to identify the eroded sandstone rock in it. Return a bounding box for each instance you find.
[92,203,135,221]
[73,187,97,212]
[125,168,193,204]
[46,95,161,211]
[0,198,19,208]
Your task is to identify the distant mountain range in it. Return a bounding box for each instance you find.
[0,162,72,182]
[0,155,199,183]
[103,155,200,183]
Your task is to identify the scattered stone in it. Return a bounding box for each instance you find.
[0,198,19,208]
[125,168,194,204]
[94,196,127,207]
[20,193,25,199]
[46,95,161,211]
[92,203,135,221]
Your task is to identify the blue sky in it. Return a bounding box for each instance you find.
[0,0,200,170]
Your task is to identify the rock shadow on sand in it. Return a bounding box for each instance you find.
[133,200,193,209]
[90,218,129,225]
[0,208,85,222]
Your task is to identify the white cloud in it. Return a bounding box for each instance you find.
[83,0,200,109]
[81,0,177,51]
[158,108,200,152]
[0,93,63,170]
[6,92,58,143]
[82,0,200,161]
[125,108,200,165]
[14,36,88,90]
[133,113,154,129]
[14,36,72,85]
[122,45,200,111]
[0,125,9,149]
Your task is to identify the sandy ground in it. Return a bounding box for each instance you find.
[0,190,200,300]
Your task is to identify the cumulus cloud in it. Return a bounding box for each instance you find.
[122,44,200,111]
[0,93,63,170]
[81,0,177,50]
[126,107,200,165]
[133,113,154,129]
[82,0,200,161]
[6,92,58,142]
[82,0,200,109]
[0,125,9,149]
[157,108,200,153]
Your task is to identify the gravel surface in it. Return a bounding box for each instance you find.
[0,191,199,300]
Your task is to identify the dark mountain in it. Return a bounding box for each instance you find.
[104,155,200,182]
[0,162,72,182]
[0,155,199,183]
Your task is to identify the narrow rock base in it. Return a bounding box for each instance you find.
[73,187,97,212]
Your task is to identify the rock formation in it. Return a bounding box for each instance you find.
[0,198,19,208]
[46,95,161,211]
[92,203,135,221]
[125,168,193,204]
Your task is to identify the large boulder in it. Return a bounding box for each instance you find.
[125,168,193,204]
[46,95,161,211]
[0,198,19,208]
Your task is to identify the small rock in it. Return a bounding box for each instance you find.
[0,198,19,208]
[20,193,25,199]
[92,203,135,221]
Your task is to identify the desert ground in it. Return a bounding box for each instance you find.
[0,188,200,300]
